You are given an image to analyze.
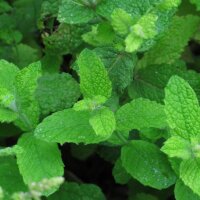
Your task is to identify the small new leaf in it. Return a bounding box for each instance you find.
[111,8,135,35]
[89,107,115,137]
[161,136,192,159]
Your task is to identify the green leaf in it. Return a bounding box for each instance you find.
[14,62,42,131]
[0,59,19,92]
[97,0,161,19]
[78,49,112,99]
[12,43,41,68]
[116,98,167,132]
[16,133,64,192]
[70,144,96,161]
[94,47,137,92]
[161,136,192,159]
[0,107,17,123]
[112,159,131,184]
[175,179,200,200]
[158,0,181,10]
[41,53,62,74]
[140,128,168,142]
[0,87,15,108]
[129,61,200,103]
[165,75,200,139]
[48,182,105,200]
[107,131,129,145]
[0,157,27,199]
[35,73,80,115]
[58,0,95,24]
[40,0,59,19]
[89,107,115,137]
[140,15,200,66]
[134,193,158,200]
[35,108,111,144]
[111,8,135,35]
[190,0,200,11]
[131,13,158,39]
[180,158,200,196]
[43,23,85,55]
[121,140,176,189]
[0,1,12,13]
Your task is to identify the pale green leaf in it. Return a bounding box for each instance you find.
[111,8,135,35]
[121,140,176,189]
[100,5,159,53]
[35,108,111,144]
[16,133,64,193]
[161,136,192,159]
[14,62,42,131]
[0,87,15,108]
[158,0,181,10]
[125,32,143,52]
[78,49,112,99]
[89,107,115,137]
[165,75,200,139]
[0,59,19,92]
[132,13,158,39]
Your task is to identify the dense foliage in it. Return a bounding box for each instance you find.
[1,0,200,199]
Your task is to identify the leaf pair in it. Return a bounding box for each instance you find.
[115,95,175,189]
[0,60,41,131]
[162,75,200,197]
[35,49,115,144]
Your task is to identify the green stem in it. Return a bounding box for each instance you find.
[116,131,129,145]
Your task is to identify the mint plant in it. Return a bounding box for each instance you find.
[1,0,200,199]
